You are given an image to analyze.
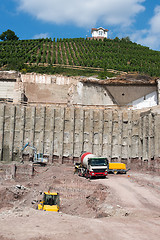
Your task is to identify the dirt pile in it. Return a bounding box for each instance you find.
[0,182,30,209]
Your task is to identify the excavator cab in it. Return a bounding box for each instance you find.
[38,192,60,212]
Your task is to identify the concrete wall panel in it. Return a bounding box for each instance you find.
[83,110,93,152]
[0,104,159,170]
[102,110,112,158]
[74,109,84,157]
[0,105,5,160]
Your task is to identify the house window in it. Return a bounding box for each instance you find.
[98,30,103,36]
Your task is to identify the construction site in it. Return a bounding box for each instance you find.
[0,71,160,240]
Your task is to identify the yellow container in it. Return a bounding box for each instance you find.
[109,162,126,170]
[108,162,128,174]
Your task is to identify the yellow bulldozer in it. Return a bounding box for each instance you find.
[38,191,60,212]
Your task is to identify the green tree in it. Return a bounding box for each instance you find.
[121,36,131,42]
[0,29,19,41]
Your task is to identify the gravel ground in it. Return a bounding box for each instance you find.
[0,163,160,240]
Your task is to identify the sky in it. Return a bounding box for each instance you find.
[0,0,160,51]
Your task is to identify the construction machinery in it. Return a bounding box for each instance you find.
[76,152,108,178]
[108,162,130,174]
[21,142,48,165]
[38,191,60,212]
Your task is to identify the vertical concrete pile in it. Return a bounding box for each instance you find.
[0,104,160,172]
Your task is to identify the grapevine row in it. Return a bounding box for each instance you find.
[0,37,160,76]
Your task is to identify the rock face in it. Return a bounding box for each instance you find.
[0,71,159,108]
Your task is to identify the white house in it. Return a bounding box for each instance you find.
[91,27,108,39]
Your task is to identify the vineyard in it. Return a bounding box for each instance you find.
[0,37,160,77]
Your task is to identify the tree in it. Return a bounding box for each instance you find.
[114,37,120,42]
[0,29,19,41]
[121,36,131,42]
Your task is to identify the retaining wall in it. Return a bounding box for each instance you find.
[0,104,160,172]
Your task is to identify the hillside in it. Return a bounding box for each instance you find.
[0,37,160,77]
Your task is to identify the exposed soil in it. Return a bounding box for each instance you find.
[0,162,160,240]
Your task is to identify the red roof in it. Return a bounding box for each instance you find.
[91,27,109,33]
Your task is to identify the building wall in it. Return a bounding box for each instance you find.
[92,30,108,38]
[0,104,160,171]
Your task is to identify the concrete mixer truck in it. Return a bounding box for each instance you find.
[76,152,108,179]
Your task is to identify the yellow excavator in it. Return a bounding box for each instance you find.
[38,191,60,212]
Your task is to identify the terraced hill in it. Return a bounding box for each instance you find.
[0,37,160,77]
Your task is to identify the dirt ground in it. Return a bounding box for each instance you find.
[0,162,160,240]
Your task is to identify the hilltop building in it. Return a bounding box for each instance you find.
[91,27,109,39]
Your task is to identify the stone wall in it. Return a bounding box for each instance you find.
[0,104,160,172]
